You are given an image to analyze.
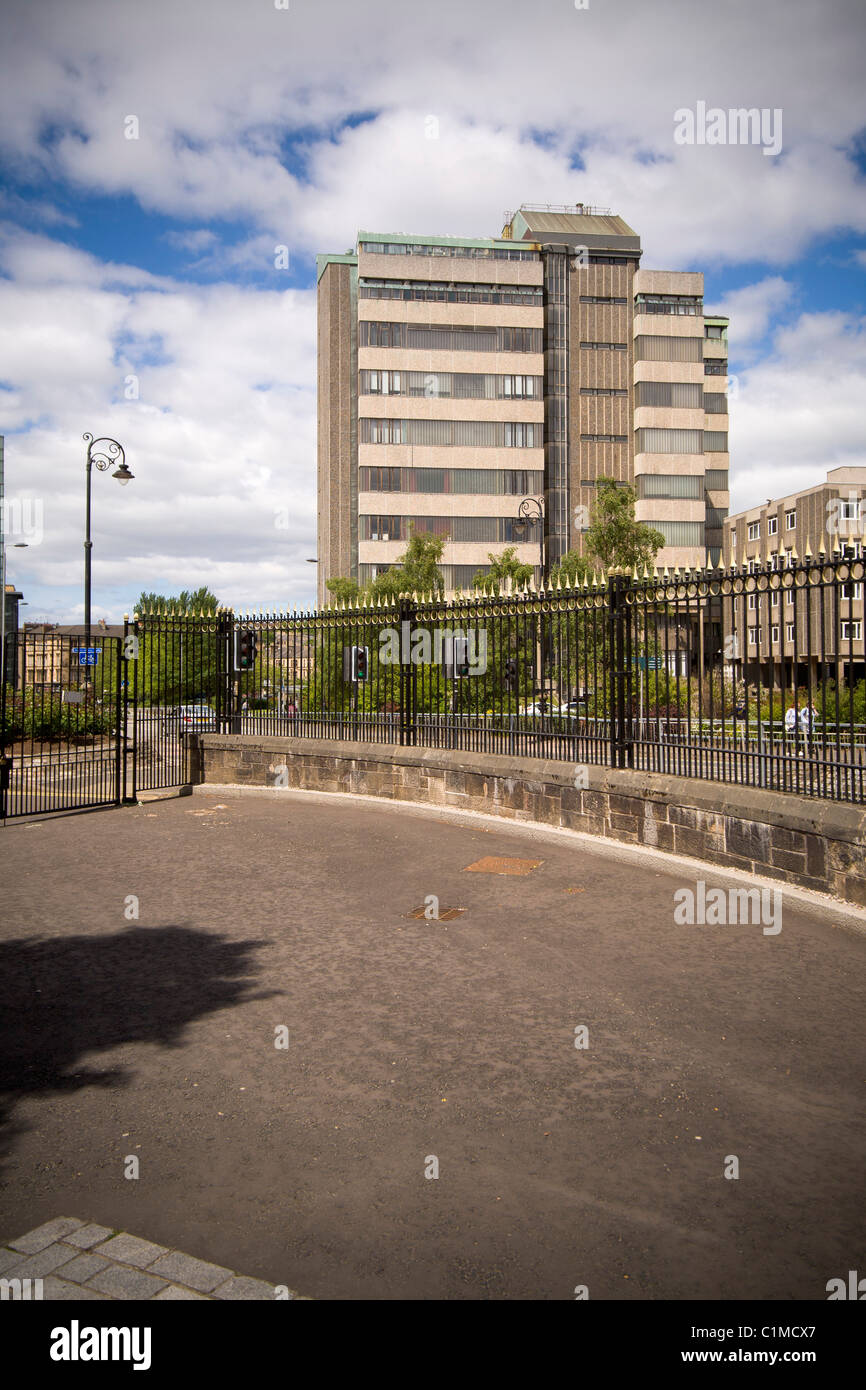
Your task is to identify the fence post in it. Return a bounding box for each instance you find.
[607,569,634,770]
[218,609,235,734]
[399,597,417,746]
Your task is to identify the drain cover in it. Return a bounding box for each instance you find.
[405,905,466,921]
[463,856,544,876]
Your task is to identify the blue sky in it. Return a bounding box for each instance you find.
[1,0,865,622]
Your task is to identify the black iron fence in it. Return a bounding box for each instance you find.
[2,553,863,820]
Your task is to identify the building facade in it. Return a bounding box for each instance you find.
[723,467,865,686]
[317,203,731,604]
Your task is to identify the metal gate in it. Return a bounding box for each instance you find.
[1,629,125,819]
[128,609,229,796]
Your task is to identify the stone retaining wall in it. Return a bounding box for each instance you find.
[193,735,866,906]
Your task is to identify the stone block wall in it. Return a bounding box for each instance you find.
[193,736,866,906]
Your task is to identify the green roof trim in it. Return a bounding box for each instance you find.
[704,315,729,325]
[316,253,358,282]
[357,231,537,252]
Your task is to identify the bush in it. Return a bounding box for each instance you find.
[1,686,116,741]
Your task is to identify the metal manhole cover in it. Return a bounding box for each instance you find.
[463,856,544,876]
[404,905,466,921]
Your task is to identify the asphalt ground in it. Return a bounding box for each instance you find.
[1,789,865,1300]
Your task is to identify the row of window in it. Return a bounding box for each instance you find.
[359,467,544,495]
[742,583,863,611]
[635,295,703,315]
[581,341,627,351]
[636,428,728,454]
[741,502,861,543]
[745,622,862,646]
[359,279,543,306]
[359,322,543,353]
[579,295,628,305]
[359,241,538,261]
[580,387,628,397]
[360,515,541,543]
[704,360,728,376]
[581,434,628,443]
[359,419,543,447]
[637,474,709,500]
[359,370,543,399]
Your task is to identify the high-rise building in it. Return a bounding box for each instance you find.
[316,203,730,604]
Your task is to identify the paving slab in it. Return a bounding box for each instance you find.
[8,1217,83,1254]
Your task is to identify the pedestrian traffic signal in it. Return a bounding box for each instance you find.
[454,637,470,679]
[234,629,258,671]
[504,657,518,691]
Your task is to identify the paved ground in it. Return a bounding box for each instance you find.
[1,789,865,1300]
[0,1217,306,1299]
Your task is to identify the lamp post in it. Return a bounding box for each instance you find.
[511,496,545,581]
[83,434,133,654]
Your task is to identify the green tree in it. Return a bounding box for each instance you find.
[584,477,665,574]
[549,549,592,589]
[326,576,361,605]
[370,531,446,600]
[472,546,533,595]
[135,586,220,616]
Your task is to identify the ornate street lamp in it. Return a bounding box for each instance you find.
[511,496,545,579]
[83,434,133,653]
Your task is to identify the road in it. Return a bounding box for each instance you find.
[1,790,865,1299]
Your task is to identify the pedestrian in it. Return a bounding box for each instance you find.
[784,704,798,735]
[286,700,298,719]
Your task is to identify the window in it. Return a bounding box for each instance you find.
[634,335,703,362]
[703,431,728,452]
[359,241,538,261]
[361,515,404,541]
[841,542,863,559]
[580,387,628,397]
[359,322,543,353]
[704,360,727,375]
[786,587,794,606]
[705,468,729,490]
[358,278,543,306]
[358,467,544,496]
[636,474,703,500]
[642,520,705,546]
[581,434,627,443]
[839,498,862,520]
[771,589,780,607]
[635,294,703,315]
[786,623,795,642]
[785,510,796,529]
[703,392,728,414]
[748,627,758,646]
[747,559,758,573]
[635,381,702,408]
[705,324,725,339]
[748,593,758,609]
[635,428,703,454]
[841,621,862,640]
[767,516,778,535]
[580,340,627,351]
[748,522,760,541]
[360,419,542,448]
[580,295,628,304]
[771,625,780,643]
[841,582,863,600]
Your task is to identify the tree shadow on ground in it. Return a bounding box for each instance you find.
[0,925,278,1177]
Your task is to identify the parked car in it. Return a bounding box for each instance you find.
[160,704,217,739]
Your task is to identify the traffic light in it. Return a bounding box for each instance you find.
[504,657,518,691]
[343,645,370,682]
[234,629,258,671]
[454,637,470,679]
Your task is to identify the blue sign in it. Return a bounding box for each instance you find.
[72,647,101,666]
[634,656,663,671]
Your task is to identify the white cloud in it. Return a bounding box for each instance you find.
[729,310,866,513]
